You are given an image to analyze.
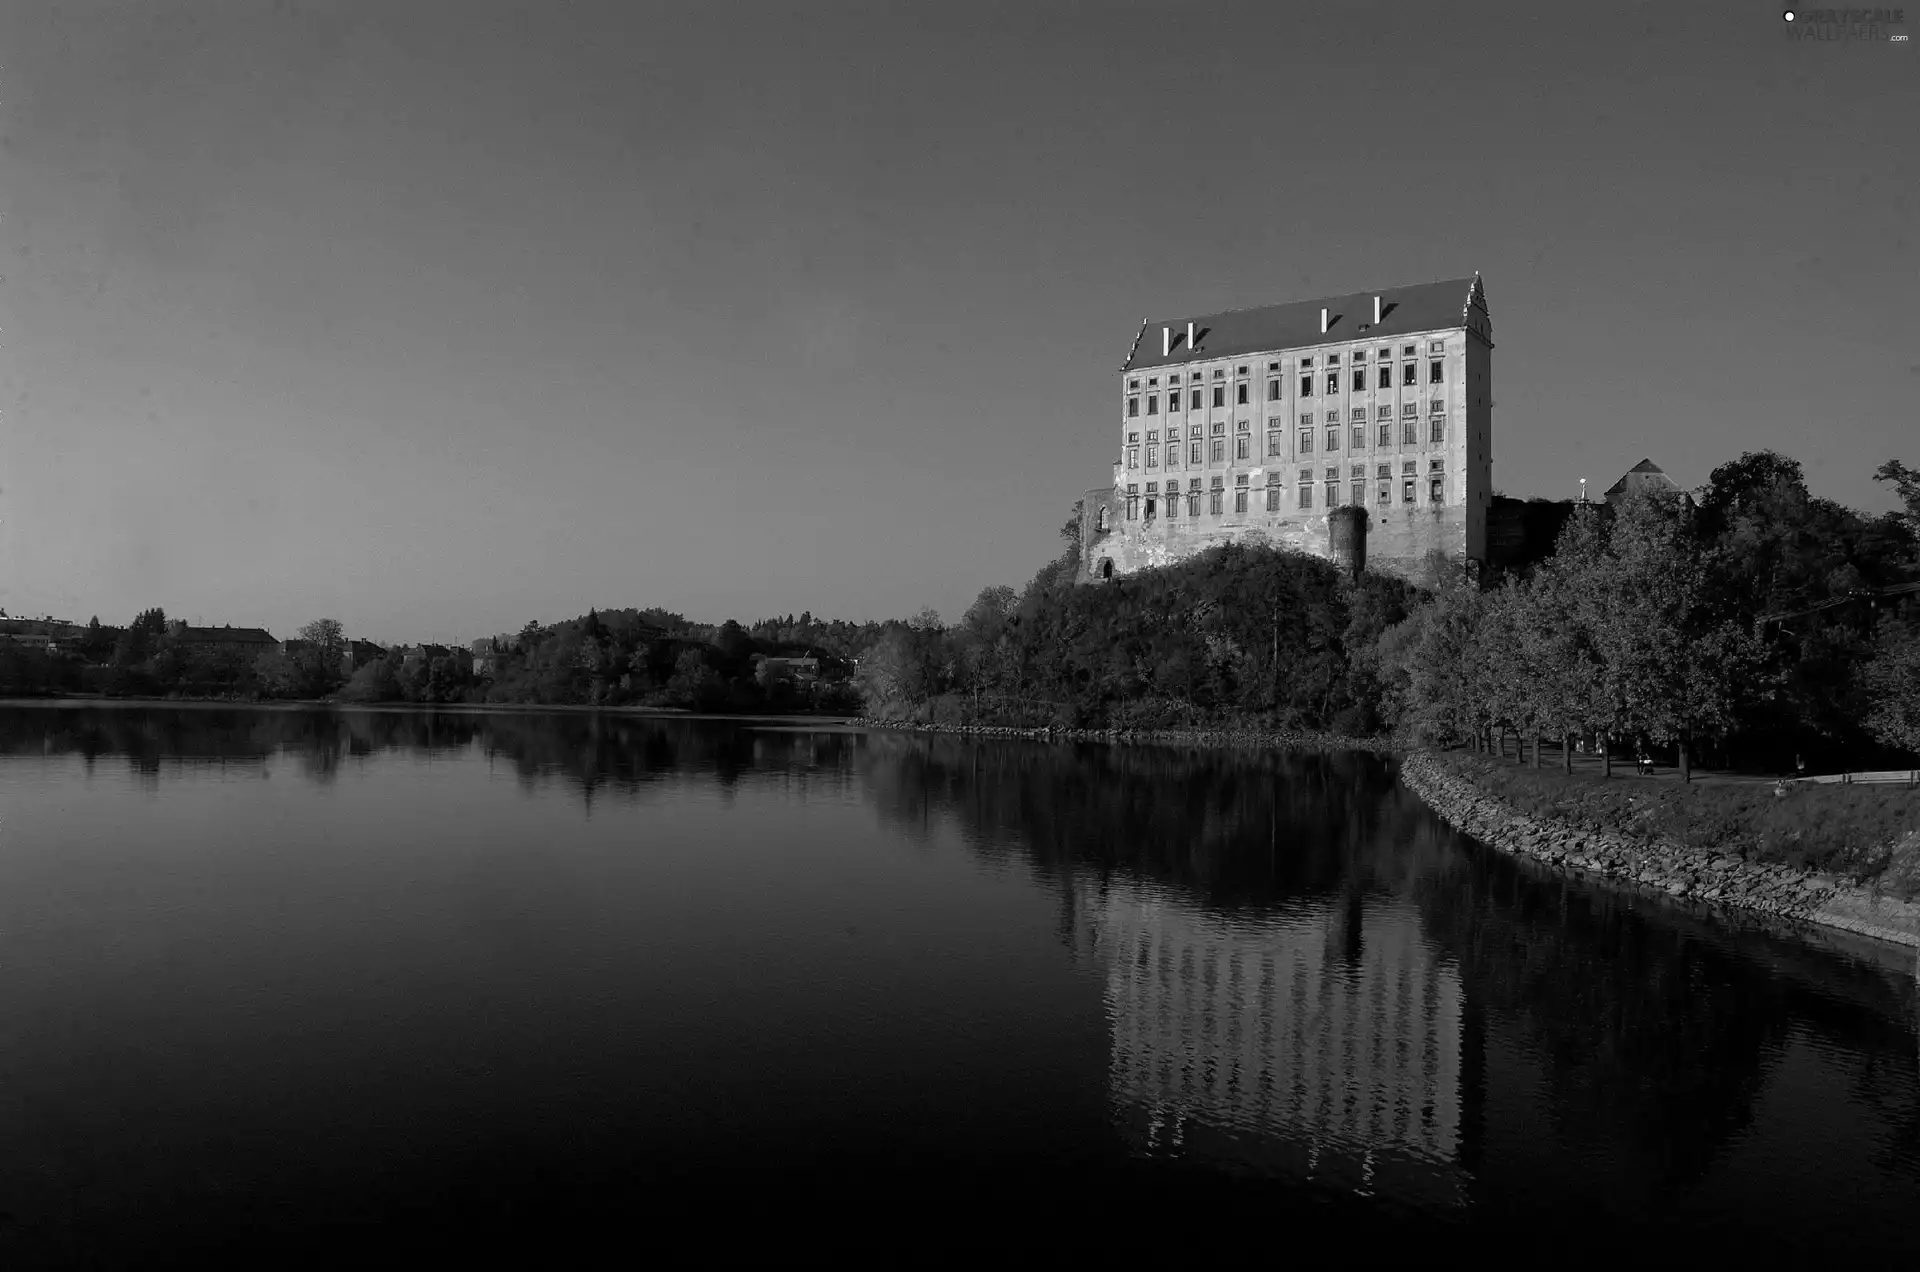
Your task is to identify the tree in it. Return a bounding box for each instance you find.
[1860,616,1920,755]
[1587,488,1769,781]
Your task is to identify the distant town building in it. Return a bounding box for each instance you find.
[753,654,822,683]
[1083,275,1494,586]
[172,624,279,653]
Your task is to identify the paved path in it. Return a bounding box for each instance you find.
[1478,740,1779,786]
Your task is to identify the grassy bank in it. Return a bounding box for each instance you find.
[1429,751,1920,898]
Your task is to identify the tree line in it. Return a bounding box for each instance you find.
[859,452,1920,775]
[6,449,1915,767]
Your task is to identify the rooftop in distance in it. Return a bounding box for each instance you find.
[1123,274,1487,372]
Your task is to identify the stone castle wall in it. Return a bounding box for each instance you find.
[1079,486,1467,587]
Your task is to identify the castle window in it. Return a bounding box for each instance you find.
[1209,476,1224,516]
[1325,428,1339,452]
[1211,420,1226,435]
[1166,485,1178,517]
[1378,424,1391,447]
[1165,443,1179,468]
[1267,379,1280,401]
[1403,480,1415,504]
[1190,423,1203,438]
[1267,430,1282,456]
[1429,340,1444,353]
[1127,446,1140,467]
[1402,402,1417,417]
[1236,417,1250,432]
[1402,344,1416,356]
[1144,495,1156,519]
[1191,389,1203,410]
[1352,370,1366,392]
[1168,374,1180,383]
[1377,481,1390,504]
[1352,479,1365,506]
[1403,460,1417,474]
[1299,375,1313,398]
[1126,483,1139,520]
[1430,360,1444,384]
[1128,380,1139,391]
[1146,429,1158,442]
[1236,366,1248,376]
[1351,408,1366,423]
[1267,485,1282,512]
[1128,432,1140,442]
[1234,488,1248,514]
[1300,357,1313,369]
[1326,480,1340,507]
[1352,349,1366,360]
[1097,506,1110,532]
[1430,397,1445,413]
[1146,445,1158,467]
[1378,365,1392,389]
[1211,438,1225,462]
[1299,483,1313,509]
[1402,420,1417,445]
[1402,362,1417,386]
[1325,373,1338,395]
[1189,441,1202,465]
[1236,436,1250,459]
[1298,430,1313,454]
[1351,425,1365,450]
[1327,353,1340,366]
[1326,410,1339,424]
[1213,386,1225,408]
[1128,397,1140,417]
[1299,413,1313,427]
[1430,476,1444,504]
[1429,418,1444,444]
[1377,405,1392,420]
[1147,377,1157,387]
[1378,348,1392,360]
[1429,458,1445,472]
[1147,394,1159,415]
[1187,480,1202,517]
[1213,369,1225,379]
[1268,362,1280,371]
[1236,383,1249,405]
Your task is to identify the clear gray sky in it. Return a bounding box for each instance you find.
[2,1,1914,642]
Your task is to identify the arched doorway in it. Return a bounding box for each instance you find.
[1099,558,1114,581]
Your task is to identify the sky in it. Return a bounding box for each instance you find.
[1,1,1915,643]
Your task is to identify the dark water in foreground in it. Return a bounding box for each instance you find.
[1,705,1916,1262]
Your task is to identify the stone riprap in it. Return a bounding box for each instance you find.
[1399,751,1920,951]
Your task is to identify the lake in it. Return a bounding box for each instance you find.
[1,704,1916,1261]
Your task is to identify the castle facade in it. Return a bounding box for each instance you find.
[1080,275,1493,585]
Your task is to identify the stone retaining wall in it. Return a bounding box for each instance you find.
[853,718,1389,753]
[1399,751,1920,951]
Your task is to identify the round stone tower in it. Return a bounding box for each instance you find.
[1327,506,1369,579]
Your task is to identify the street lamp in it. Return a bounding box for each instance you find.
[1578,477,1588,504]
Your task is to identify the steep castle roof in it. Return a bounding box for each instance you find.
[1123,275,1487,372]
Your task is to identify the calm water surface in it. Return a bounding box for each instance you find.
[1,705,1916,1261]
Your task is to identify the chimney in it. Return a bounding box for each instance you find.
[1187,321,1195,349]
[1320,308,1329,334]
[1163,327,1170,357]
[1373,295,1381,324]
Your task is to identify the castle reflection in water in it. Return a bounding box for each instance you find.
[1074,875,1469,1206]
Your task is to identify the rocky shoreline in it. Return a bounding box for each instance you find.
[1398,751,1920,952]
[852,717,1390,753]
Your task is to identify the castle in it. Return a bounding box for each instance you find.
[1079,276,1494,586]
